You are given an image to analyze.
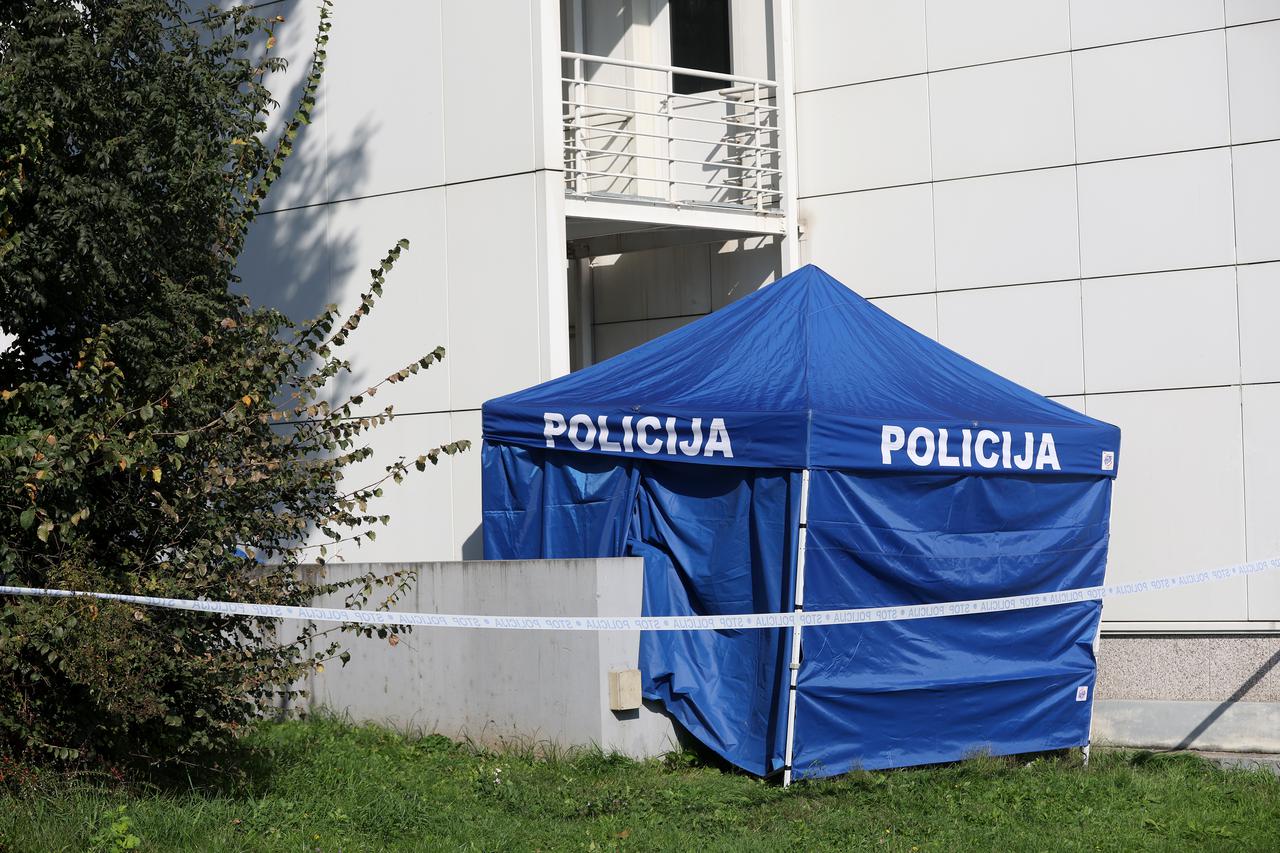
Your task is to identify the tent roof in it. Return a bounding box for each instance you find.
[483,265,1119,477]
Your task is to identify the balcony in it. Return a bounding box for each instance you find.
[561,51,789,234]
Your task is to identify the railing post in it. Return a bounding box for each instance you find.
[752,83,763,212]
[665,69,675,204]
[573,56,585,195]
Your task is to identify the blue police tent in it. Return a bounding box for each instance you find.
[481,265,1120,778]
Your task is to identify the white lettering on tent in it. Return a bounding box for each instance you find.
[544,412,566,448]
[704,418,733,458]
[881,425,1063,473]
[1035,433,1061,471]
[937,428,961,467]
[622,416,635,452]
[678,418,704,456]
[881,425,905,464]
[1013,432,1034,471]
[975,430,999,469]
[568,414,596,451]
[636,416,662,454]
[597,415,621,452]
[541,413,734,459]
[907,427,935,466]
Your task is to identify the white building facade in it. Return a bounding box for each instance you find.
[242,1,1280,749]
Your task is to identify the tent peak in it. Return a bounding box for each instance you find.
[483,267,1120,477]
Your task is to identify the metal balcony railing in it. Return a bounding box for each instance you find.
[562,51,783,215]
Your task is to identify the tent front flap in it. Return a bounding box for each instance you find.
[791,468,1111,776]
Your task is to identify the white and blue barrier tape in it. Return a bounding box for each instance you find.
[2,557,1278,632]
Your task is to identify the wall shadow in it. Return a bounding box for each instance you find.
[1175,643,1280,750]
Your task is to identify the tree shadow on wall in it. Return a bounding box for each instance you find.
[232,0,362,326]
[229,1,482,560]
[1175,644,1280,750]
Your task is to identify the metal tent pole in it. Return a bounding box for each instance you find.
[782,468,811,787]
[1083,615,1103,766]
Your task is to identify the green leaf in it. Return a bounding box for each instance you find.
[19,507,36,529]
[175,433,190,448]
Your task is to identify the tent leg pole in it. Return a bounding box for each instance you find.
[782,469,811,788]
[1083,611,1103,767]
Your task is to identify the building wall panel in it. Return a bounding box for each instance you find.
[441,0,538,184]
[1225,0,1280,26]
[937,280,1085,397]
[1068,0,1224,49]
[1226,20,1280,144]
[325,0,446,200]
[1237,262,1280,384]
[796,76,932,196]
[929,53,1075,180]
[1071,31,1230,162]
[933,167,1080,290]
[792,0,926,90]
[1232,141,1280,264]
[709,237,782,309]
[1243,385,1280,619]
[451,409,485,560]
[1080,267,1240,394]
[925,0,1070,70]
[445,174,545,411]
[1076,148,1236,278]
[1087,387,1248,622]
[867,293,938,339]
[321,189,452,416]
[799,186,935,298]
[326,412,458,564]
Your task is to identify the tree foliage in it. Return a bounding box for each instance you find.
[0,0,280,382]
[0,1,466,766]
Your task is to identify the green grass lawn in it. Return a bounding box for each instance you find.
[2,718,1277,852]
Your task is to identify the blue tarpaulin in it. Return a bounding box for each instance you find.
[481,265,1119,777]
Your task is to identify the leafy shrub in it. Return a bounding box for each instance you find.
[0,1,465,766]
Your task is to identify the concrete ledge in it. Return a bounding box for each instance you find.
[296,558,678,758]
[1191,751,1280,775]
[1092,699,1280,753]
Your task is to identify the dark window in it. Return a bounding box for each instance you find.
[670,0,732,95]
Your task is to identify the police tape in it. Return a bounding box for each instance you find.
[2,556,1278,632]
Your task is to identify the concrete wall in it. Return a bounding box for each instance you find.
[235,0,568,564]
[792,2,1280,635]
[300,558,678,757]
[580,236,781,362]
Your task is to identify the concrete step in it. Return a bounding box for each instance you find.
[1192,750,1280,775]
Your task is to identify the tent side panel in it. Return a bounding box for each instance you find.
[629,462,802,777]
[793,471,1112,776]
[481,443,639,559]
